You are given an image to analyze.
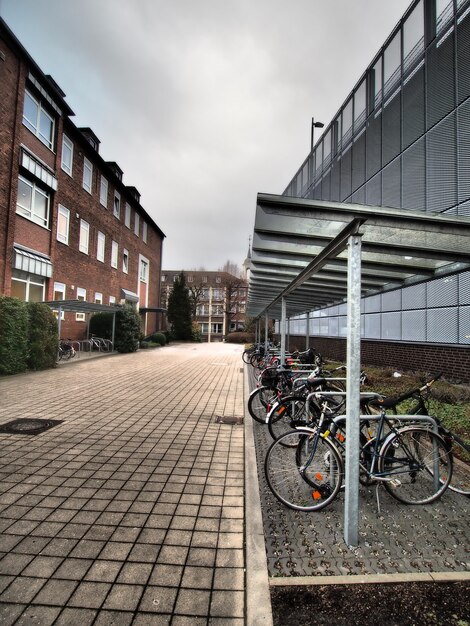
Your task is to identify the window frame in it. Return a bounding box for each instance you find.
[97,231,105,262]
[82,157,93,193]
[22,89,55,150]
[123,248,129,274]
[134,212,140,236]
[111,241,119,268]
[100,176,108,207]
[61,134,73,175]
[57,204,70,245]
[125,202,131,228]
[142,221,148,243]
[11,270,45,302]
[113,191,121,219]
[76,287,86,321]
[16,175,50,228]
[79,219,90,255]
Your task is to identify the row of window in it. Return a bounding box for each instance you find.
[196,304,246,315]
[162,274,223,284]
[22,88,148,241]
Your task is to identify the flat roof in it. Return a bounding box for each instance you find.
[44,300,123,314]
[247,193,470,319]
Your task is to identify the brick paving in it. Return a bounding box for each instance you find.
[0,343,245,625]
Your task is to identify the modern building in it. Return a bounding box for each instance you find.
[268,0,470,375]
[161,270,247,341]
[0,18,165,340]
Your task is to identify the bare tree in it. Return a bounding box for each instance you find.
[219,271,247,336]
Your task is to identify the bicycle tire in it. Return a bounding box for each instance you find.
[247,386,278,424]
[265,429,344,511]
[442,432,470,496]
[267,395,316,443]
[242,350,253,364]
[379,427,452,505]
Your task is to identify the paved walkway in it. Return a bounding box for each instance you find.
[0,343,248,625]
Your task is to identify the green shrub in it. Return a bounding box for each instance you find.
[191,322,202,342]
[226,331,254,344]
[27,302,58,370]
[140,340,160,349]
[114,304,141,353]
[144,332,166,346]
[0,296,29,375]
[89,312,113,339]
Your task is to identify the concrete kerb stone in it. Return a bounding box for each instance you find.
[269,571,470,587]
[244,365,274,626]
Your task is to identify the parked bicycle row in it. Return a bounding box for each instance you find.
[244,349,470,512]
[58,335,113,361]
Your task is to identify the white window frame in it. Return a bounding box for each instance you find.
[100,176,108,207]
[94,292,103,304]
[109,295,116,304]
[111,241,118,268]
[125,202,131,228]
[61,134,73,176]
[11,271,45,302]
[123,248,129,274]
[76,287,86,321]
[83,157,93,193]
[57,204,70,245]
[113,192,121,219]
[53,282,66,319]
[134,212,140,236]
[97,231,105,262]
[139,257,149,282]
[79,219,90,254]
[142,221,148,243]
[16,175,50,228]
[23,89,55,150]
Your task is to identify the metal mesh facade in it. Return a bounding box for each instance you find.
[283,0,470,345]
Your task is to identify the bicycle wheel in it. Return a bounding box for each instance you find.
[442,432,470,496]
[265,429,344,511]
[247,386,278,424]
[242,349,253,364]
[267,395,316,442]
[379,427,452,505]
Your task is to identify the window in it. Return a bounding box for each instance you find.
[100,176,108,207]
[94,292,103,304]
[113,192,120,218]
[134,212,140,236]
[83,157,93,193]
[142,221,148,243]
[22,89,54,149]
[79,219,89,254]
[57,205,70,245]
[125,203,131,228]
[111,241,118,268]
[216,276,221,283]
[16,175,49,227]
[109,295,116,304]
[76,287,86,321]
[140,258,148,282]
[53,282,66,319]
[97,231,105,262]
[11,270,45,302]
[123,248,129,273]
[61,135,73,175]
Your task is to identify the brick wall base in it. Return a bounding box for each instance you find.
[279,335,470,382]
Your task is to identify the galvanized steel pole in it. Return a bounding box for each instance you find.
[280,297,287,365]
[344,233,362,547]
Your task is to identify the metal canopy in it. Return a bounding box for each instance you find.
[43,300,123,314]
[247,194,470,320]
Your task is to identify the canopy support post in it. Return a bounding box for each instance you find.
[344,233,362,547]
[280,297,287,365]
[264,311,269,352]
[305,311,310,350]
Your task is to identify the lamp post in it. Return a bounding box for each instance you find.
[311,118,325,151]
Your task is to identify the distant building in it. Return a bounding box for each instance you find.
[161,270,247,341]
[0,18,166,339]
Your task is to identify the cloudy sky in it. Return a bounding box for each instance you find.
[1,0,411,271]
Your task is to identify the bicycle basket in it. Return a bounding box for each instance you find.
[260,367,279,387]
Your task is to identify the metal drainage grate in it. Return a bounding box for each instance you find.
[0,419,63,435]
[215,415,244,425]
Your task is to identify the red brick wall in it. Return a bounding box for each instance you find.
[283,335,470,382]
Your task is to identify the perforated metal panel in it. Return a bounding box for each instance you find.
[427,275,459,307]
[427,114,457,212]
[457,8,470,103]
[382,158,401,209]
[426,33,455,130]
[321,170,331,201]
[330,159,341,201]
[340,148,352,200]
[459,271,470,304]
[457,100,470,204]
[364,294,381,313]
[382,289,401,312]
[402,283,426,309]
[352,132,366,191]
[364,313,381,338]
[366,113,382,179]
[382,92,401,165]
[329,317,339,337]
[365,172,382,206]
[427,307,459,343]
[459,305,470,344]
[381,311,402,340]
[403,65,425,149]
[352,187,366,204]
[402,139,426,211]
[402,309,426,341]
[339,316,347,336]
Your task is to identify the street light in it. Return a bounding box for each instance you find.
[311,118,325,151]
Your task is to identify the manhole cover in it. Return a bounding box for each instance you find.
[215,415,244,425]
[0,419,63,435]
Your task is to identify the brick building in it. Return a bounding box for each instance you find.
[0,19,166,340]
[161,271,247,341]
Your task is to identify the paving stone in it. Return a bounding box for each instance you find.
[67,581,112,608]
[0,575,47,603]
[138,585,177,613]
[15,605,61,626]
[174,588,211,616]
[102,583,144,611]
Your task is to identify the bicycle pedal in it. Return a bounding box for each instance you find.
[389,478,401,487]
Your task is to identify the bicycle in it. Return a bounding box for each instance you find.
[265,399,453,512]
[58,339,76,361]
[365,373,469,496]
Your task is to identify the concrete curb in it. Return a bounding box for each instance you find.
[244,365,274,626]
[269,571,470,586]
